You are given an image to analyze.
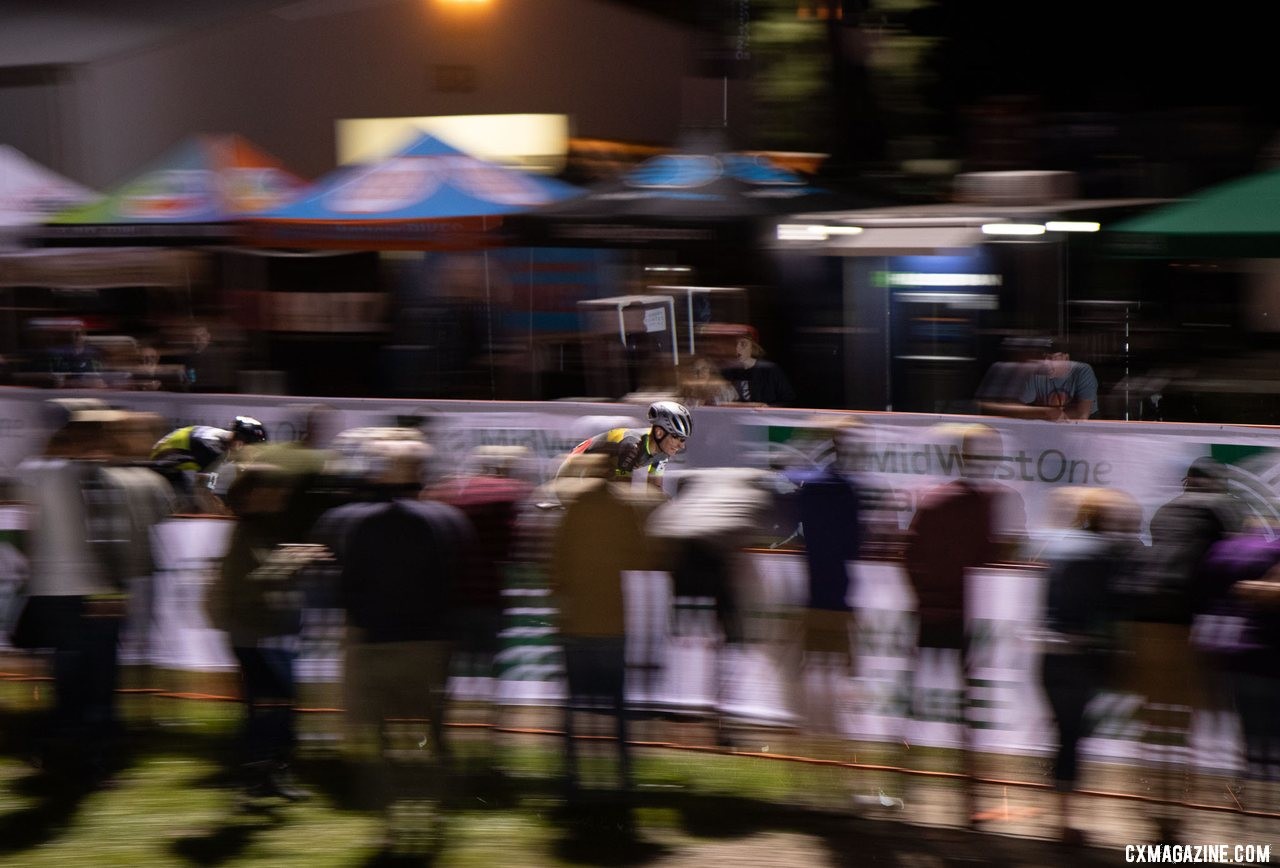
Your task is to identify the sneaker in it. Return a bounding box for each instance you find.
[261,768,311,802]
[1061,827,1088,848]
[242,762,310,802]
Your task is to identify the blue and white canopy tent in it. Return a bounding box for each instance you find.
[243,132,579,250]
[242,133,586,398]
[511,138,866,249]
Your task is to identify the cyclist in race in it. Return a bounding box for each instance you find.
[565,401,693,487]
[150,415,268,505]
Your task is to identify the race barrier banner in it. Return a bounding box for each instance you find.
[0,387,1276,533]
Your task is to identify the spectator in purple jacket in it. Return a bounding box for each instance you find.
[1197,530,1280,815]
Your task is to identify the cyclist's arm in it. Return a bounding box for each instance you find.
[616,439,642,474]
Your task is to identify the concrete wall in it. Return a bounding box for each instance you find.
[0,67,79,178]
[62,0,693,186]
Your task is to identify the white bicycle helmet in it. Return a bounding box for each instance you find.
[648,401,693,438]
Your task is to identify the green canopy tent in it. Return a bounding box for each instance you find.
[1104,170,1280,423]
[1109,168,1280,258]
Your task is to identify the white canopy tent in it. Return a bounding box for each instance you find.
[0,145,97,247]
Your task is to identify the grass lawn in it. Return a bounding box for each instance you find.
[1,667,1251,866]
[0,675,893,867]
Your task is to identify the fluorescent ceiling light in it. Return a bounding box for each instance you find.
[1045,221,1101,232]
[894,292,999,309]
[981,223,1046,236]
[886,273,1002,287]
[776,224,862,241]
[777,224,827,241]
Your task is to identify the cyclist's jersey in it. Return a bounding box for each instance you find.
[569,427,666,479]
[150,425,230,474]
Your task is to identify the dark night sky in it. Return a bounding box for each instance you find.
[625,0,1280,121]
[903,1,1280,117]
[9,0,1276,122]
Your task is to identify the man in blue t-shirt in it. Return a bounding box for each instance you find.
[980,339,1098,421]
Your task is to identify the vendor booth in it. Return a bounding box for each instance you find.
[772,171,1165,414]
[243,132,584,398]
[40,134,304,246]
[514,134,877,401]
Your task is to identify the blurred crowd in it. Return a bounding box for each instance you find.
[3,400,1279,854]
[1,318,243,394]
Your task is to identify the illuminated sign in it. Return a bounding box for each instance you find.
[336,114,569,174]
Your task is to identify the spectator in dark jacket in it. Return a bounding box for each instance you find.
[315,435,474,853]
[789,418,864,727]
[209,462,314,803]
[721,336,795,406]
[778,417,865,809]
[1123,456,1242,841]
[1036,487,1134,845]
[423,445,533,776]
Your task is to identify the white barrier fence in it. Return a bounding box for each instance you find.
[128,517,1238,771]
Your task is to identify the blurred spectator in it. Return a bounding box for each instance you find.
[1197,528,1280,817]
[245,405,339,543]
[162,320,243,393]
[793,420,863,717]
[1122,455,1243,840]
[99,411,176,675]
[721,335,796,406]
[121,341,189,391]
[648,467,782,748]
[206,463,315,804]
[550,453,654,814]
[203,409,340,809]
[12,404,133,784]
[128,342,163,391]
[780,418,864,807]
[1137,457,1243,623]
[54,323,101,374]
[900,423,1020,824]
[676,355,738,407]
[315,435,474,852]
[978,337,1098,421]
[423,445,534,775]
[975,337,1040,415]
[1033,488,1134,845]
[75,334,142,390]
[504,451,628,784]
[174,323,212,391]
[47,323,105,389]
